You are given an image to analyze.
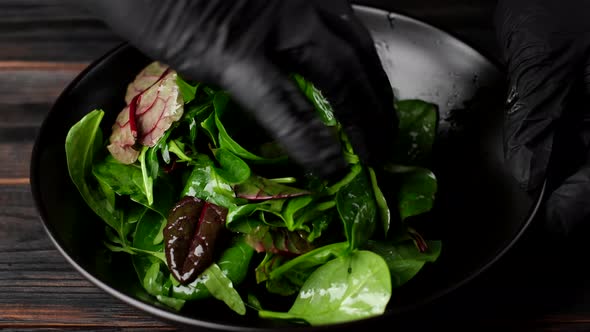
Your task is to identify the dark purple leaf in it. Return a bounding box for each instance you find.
[163,196,229,284]
[234,176,310,201]
[245,224,313,256]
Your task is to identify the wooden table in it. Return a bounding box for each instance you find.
[2,1,590,331]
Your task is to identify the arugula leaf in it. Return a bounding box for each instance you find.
[203,263,247,315]
[260,250,391,325]
[176,76,199,104]
[138,147,154,205]
[292,74,337,127]
[368,167,391,236]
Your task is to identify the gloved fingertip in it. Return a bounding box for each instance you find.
[319,158,350,184]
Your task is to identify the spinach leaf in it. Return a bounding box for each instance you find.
[201,111,219,147]
[259,250,391,325]
[171,237,254,301]
[132,255,185,311]
[213,148,251,184]
[65,110,125,239]
[181,154,239,208]
[387,166,438,221]
[132,209,166,254]
[92,155,146,203]
[366,239,442,288]
[391,100,438,165]
[266,242,349,282]
[336,168,377,249]
[282,195,314,231]
[226,199,287,226]
[92,156,175,218]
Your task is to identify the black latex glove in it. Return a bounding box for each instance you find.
[79,0,397,180]
[495,0,590,237]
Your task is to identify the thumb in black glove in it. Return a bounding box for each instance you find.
[495,0,590,237]
[77,0,398,181]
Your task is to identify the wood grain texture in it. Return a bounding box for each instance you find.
[0,185,176,330]
[0,0,122,62]
[3,0,590,331]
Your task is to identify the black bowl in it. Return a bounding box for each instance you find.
[30,6,543,331]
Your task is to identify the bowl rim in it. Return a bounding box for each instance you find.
[29,5,546,330]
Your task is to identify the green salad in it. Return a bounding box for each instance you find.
[65,61,441,326]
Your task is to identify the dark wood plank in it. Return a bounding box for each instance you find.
[0,64,86,157]
[0,184,177,330]
[0,65,86,106]
[0,143,33,181]
[0,0,121,62]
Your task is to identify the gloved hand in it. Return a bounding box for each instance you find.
[78,0,397,180]
[495,0,590,237]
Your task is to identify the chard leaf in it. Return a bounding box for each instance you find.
[234,175,310,201]
[124,61,168,103]
[259,250,391,325]
[392,99,438,165]
[245,224,313,255]
[366,239,442,288]
[108,64,184,164]
[171,237,254,301]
